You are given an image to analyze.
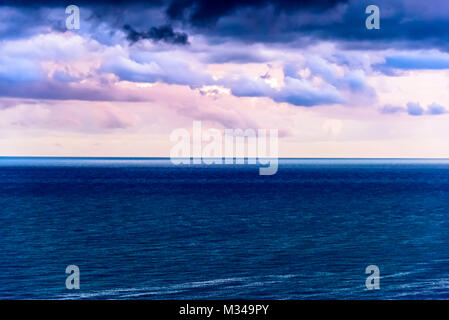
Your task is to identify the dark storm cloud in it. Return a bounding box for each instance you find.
[123,24,189,45]
[165,0,449,53]
[3,0,449,52]
[165,0,347,26]
[0,0,163,6]
[0,0,350,44]
[186,0,449,52]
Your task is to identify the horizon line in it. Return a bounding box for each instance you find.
[2,156,449,160]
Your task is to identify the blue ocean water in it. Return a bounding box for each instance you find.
[1,157,449,299]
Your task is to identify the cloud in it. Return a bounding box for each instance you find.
[380,102,448,116]
[407,102,424,116]
[304,56,370,92]
[201,47,270,64]
[271,76,343,106]
[123,24,189,45]
[0,1,445,113]
[3,1,449,158]
[0,33,149,101]
[375,52,449,72]
[219,66,344,107]
[5,0,449,53]
[380,104,403,114]
[101,49,214,87]
[0,80,140,101]
[427,103,447,115]
[166,0,347,26]
[0,26,373,108]
[0,56,41,82]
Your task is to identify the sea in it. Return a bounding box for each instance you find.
[1,157,449,299]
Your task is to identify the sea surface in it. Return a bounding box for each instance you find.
[1,157,449,299]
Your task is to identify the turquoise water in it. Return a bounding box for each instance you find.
[1,158,449,299]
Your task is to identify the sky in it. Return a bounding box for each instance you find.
[1,0,449,157]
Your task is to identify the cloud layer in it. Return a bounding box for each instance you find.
[1,1,449,157]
